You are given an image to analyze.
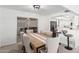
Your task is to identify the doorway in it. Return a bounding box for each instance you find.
[50,21,57,31]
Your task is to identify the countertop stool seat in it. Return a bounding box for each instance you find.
[65,34,73,50]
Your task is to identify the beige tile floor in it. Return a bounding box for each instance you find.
[58,44,79,53]
[0,41,79,53]
[0,42,23,53]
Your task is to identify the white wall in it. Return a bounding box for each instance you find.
[0,7,38,47]
[0,9,2,47]
[38,16,49,32]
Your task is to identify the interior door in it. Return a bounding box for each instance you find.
[50,21,57,31]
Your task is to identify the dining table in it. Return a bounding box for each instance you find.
[27,33,47,52]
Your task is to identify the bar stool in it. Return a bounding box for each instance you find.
[65,34,73,50]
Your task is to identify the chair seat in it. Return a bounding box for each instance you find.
[65,34,73,37]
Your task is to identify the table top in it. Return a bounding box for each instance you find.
[27,33,45,48]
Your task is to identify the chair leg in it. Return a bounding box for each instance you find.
[57,47,59,53]
[22,45,26,53]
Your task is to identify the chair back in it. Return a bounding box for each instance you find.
[46,37,59,53]
[23,34,33,53]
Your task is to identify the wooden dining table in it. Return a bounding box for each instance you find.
[27,33,46,53]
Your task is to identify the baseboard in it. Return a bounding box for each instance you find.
[0,42,17,48]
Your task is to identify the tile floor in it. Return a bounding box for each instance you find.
[0,42,79,53]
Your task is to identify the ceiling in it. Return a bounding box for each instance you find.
[0,5,67,15]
